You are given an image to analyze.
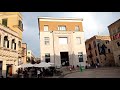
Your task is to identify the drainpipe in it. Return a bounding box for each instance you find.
[52,31,55,67]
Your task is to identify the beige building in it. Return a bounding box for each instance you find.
[108,19,120,66]
[85,35,115,67]
[0,12,23,77]
[27,50,36,63]
[38,17,87,67]
[21,43,27,64]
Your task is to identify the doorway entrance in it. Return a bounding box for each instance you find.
[0,61,2,76]
[60,52,69,66]
[6,64,13,77]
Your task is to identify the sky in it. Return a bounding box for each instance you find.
[21,12,120,57]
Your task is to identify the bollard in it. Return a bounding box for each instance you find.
[80,65,83,72]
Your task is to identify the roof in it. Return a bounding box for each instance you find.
[38,17,83,21]
[85,35,110,43]
[108,19,120,28]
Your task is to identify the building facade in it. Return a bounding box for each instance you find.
[38,17,87,67]
[108,19,120,66]
[85,35,115,67]
[22,43,27,64]
[0,12,23,77]
[27,50,36,63]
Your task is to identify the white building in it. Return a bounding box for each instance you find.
[27,50,36,62]
[38,17,87,67]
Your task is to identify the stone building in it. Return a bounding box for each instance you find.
[108,19,120,66]
[85,35,115,67]
[0,12,23,77]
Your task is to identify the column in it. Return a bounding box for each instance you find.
[8,38,11,49]
[16,38,18,51]
[1,35,4,47]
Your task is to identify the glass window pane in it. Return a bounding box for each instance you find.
[76,37,81,44]
[59,37,68,44]
[44,25,49,31]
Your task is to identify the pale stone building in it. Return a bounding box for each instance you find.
[0,23,19,77]
[0,12,23,77]
[38,17,87,67]
[27,50,36,63]
[85,35,115,67]
[108,19,120,66]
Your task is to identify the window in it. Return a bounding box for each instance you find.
[2,19,7,27]
[44,25,49,31]
[7,41,9,48]
[59,37,68,44]
[18,20,23,29]
[45,53,50,63]
[44,37,50,45]
[117,27,120,33]
[78,52,83,62]
[112,29,117,35]
[106,40,109,44]
[88,44,91,50]
[3,36,9,48]
[76,37,81,44]
[108,49,111,53]
[18,41,21,48]
[93,41,96,48]
[14,43,16,50]
[11,39,16,50]
[75,26,80,31]
[95,50,97,56]
[58,26,66,31]
[117,42,120,47]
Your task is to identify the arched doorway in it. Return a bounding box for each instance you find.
[6,64,13,78]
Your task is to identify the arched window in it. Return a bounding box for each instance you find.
[88,44,91,50]
[93,41,96,48]
[18,41,21,48]
[11,39,16,50]
[3,36,9,48]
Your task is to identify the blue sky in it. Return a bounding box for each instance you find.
[22,12,120,57]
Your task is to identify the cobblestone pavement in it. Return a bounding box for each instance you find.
[63,67,120,78]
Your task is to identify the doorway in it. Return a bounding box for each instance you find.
[6,65,13,77]
[0,61,2,76]
[60,52,69,66]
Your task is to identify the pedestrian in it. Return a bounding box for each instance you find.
[95,63,98,68]
[69,66,72,71]
[37,69,40,78]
